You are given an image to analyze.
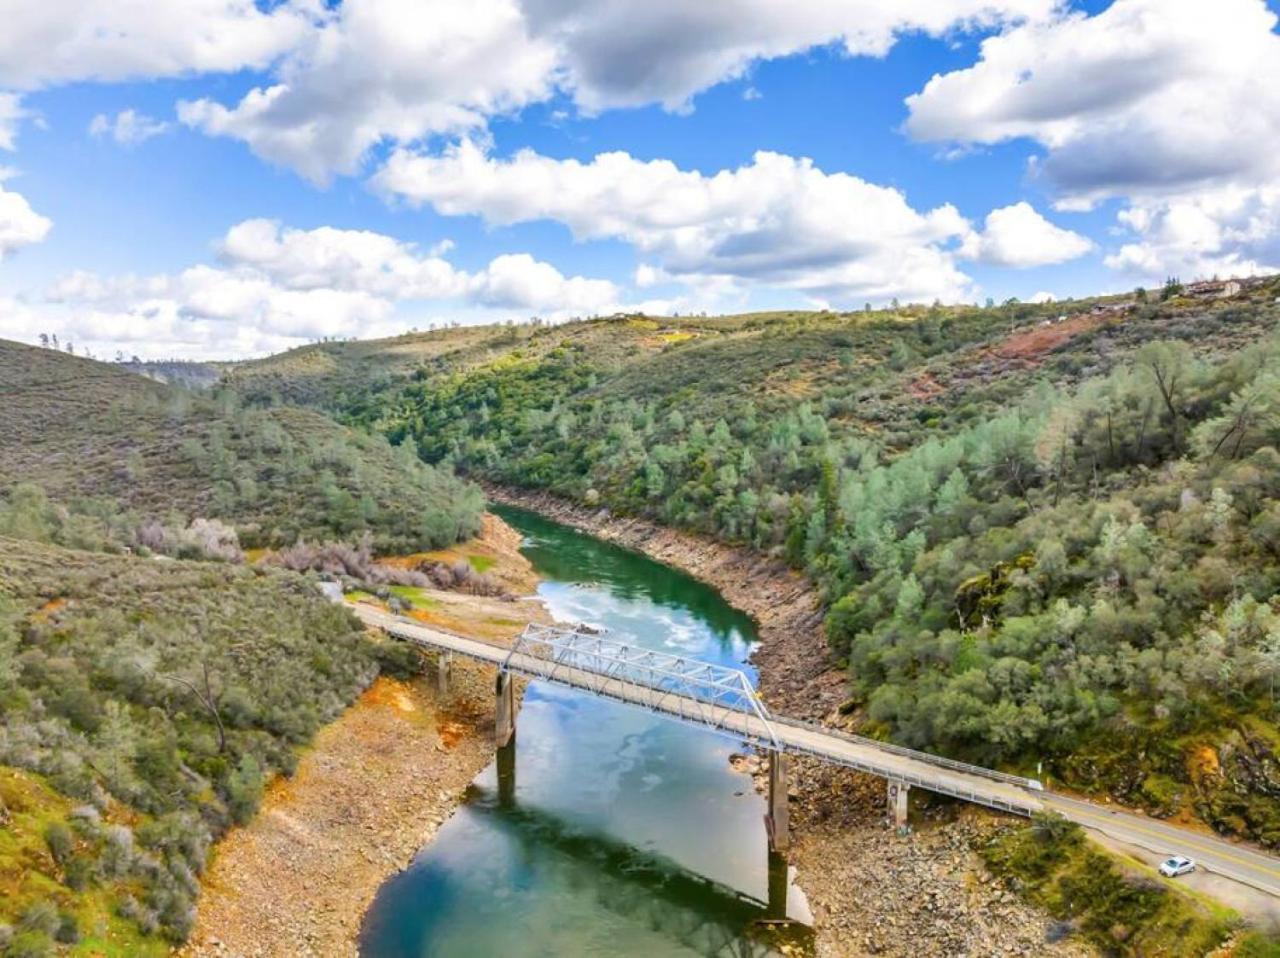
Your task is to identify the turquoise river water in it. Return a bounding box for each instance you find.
[358,506,813,957]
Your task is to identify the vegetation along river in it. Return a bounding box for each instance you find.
[358,506,814,956]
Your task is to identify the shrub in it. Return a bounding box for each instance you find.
[42,821,74,867]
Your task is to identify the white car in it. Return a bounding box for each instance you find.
[1159,856,1196,878]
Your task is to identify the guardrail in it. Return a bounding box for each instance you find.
[769,714,1043,791]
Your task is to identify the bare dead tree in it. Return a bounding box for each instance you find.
[157,661,227,754]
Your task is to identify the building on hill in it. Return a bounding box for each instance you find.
[1185,278,1243,299]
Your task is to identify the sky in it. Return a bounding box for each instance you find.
[0,0,1279,360]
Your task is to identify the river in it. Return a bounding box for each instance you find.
[358,506,813,957]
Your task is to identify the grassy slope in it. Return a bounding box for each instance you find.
[0,339,482,552]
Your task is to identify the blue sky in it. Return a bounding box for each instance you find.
[0,0,1278,358]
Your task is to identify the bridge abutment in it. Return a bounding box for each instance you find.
[766,753,790,853]
[495,671,517,748]
[887,779,911,833]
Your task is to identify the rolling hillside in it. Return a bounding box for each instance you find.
[0,339,483,554]
[228,279,1280,846]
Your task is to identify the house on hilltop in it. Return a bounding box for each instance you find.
[1185,278,1242,299]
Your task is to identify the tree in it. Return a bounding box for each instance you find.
[158,661,228,754]
[1135,341,1196,456]
[1194,370,1280,460]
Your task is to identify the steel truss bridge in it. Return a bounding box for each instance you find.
[355,606,1044,832]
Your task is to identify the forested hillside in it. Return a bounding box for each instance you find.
[0,538,416,953]
[0,340,482,554]
[233,279,1280,846]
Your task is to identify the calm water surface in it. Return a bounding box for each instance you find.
[358,506,812,957]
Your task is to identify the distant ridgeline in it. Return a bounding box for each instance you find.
[0,338,482,951]
[118,360,224,391]
[228,278,1280,848]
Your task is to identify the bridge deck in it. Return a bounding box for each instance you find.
[356,606,1041,817]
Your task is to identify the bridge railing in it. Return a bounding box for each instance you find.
[507,624,780,747]
[770,714,1043,791]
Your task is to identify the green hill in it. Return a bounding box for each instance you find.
[0,339,482,554]
[233,279,1280,845]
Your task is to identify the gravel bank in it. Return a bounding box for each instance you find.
[179,666,497,958]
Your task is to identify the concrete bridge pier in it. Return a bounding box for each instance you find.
[496,739,516,808]
[437,651,453,695]
[495,671,517,748]
[766,753,790,853]
[766,849,790,920]
[887,779,911,833]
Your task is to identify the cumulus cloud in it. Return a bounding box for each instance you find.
[905,0,1280,281]
[905,0,1280,205]
[172,0,1055,182]
[1104,187,1280,281]
[179,0,557,184]
[218,218,468,298]
[0,175,52,260]
[34,219,620,358]
[0,0,317,89]
[523,0,1057,113]
[470,253,618,311]
[89,109,171,145]
[375,140,978,304]
[959,202,1091,268]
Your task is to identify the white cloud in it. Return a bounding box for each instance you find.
[959,201,1091,268]
[0,93,29,151]
[218,218,469,298]
[179,0,557,184]
[1029,290,1055,303]
[375,140,978,304]
[0,0,318,89]
[470,253,617,311]
[904,0,1280,206]
[633,263,668,289]
[1104,187,1280,281]
[0,175,52,260]
[32,219,621,358]
[905,0,1280,282]
[172,0,1056,183]
[89,109,171,145]
[522,0,1057,113]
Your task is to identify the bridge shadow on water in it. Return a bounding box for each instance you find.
[358,746,812,958]
[470,767,811,958]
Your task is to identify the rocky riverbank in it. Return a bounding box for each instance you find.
[179,668,497,958]
[487,486,1094,958]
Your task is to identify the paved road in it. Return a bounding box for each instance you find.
[356,604,1280,900]
[1042,793,1280,897]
